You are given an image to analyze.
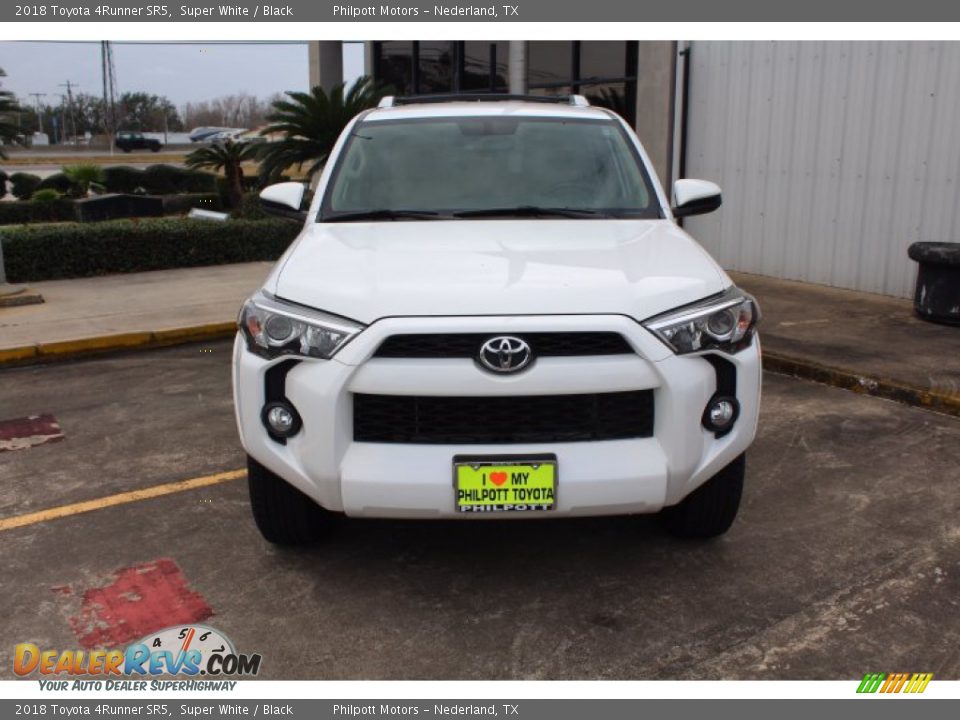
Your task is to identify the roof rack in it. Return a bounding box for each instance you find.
[378,94,591,109]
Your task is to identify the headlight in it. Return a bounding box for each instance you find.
[239,291,364,360]
[642,286,760,355]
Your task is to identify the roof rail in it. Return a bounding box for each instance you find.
[380,93,591,108]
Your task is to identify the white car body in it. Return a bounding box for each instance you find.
[233,98,761,532]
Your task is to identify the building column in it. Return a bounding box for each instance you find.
[308,41,344,93]
[634,41,678,190]
[508,41,527,94]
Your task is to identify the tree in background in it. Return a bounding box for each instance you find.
[62,164,106,197]
[184,139,258,209]
[257,76,389,183]
[182,92,282,130]
[118,92,183,132]
[0,68,21,158]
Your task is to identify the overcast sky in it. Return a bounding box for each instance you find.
[0,41,365,110]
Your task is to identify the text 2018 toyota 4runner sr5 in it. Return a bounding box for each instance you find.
[233,94,761,544]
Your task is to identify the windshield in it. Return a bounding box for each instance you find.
[320,116,662,221]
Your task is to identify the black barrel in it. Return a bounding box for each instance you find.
[907,242,960,325]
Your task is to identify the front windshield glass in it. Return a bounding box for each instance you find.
[320,116,661,220]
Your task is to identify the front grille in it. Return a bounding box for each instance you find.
[353,391,654,444]
[373,332,633,359]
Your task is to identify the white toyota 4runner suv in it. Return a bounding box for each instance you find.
[233,94,761,545]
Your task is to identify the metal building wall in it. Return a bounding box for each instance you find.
[682,42,960,298]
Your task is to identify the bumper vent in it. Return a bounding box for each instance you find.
[353,391,654,444]
[373,332,633,359]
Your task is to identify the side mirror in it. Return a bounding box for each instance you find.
[672,179,722,218]
[260,182,308,221]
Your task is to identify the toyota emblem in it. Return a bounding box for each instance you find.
[478,336,533,373]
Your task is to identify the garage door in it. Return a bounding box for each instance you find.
[682,41,960,298]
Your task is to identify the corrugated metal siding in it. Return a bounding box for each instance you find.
[683,42,960,298]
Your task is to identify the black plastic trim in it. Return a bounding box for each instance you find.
[263,359,301,444]
[702,354,738,438]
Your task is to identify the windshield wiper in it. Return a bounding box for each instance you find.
[453,206,608,219]
[323,209,443,222]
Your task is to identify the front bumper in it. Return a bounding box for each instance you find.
[232,314,761,519]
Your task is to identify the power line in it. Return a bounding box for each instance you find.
[58,80,79,145]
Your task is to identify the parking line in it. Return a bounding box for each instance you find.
[0,469,246,533]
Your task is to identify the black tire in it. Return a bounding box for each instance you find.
[247,455,332,545]
[662,453,745,538]
[151,146,161,152]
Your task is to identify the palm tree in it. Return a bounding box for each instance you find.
[257,76,389,183]
[0,68,21,159]
[62,163,106,197]
[184,139,258,209]
[586,87,630,120]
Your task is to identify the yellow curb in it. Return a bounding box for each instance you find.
[0,345,38,364]
[152,322,236,345]
[0,324,238,367]
[38,332,155,357]
[763,350,960,419]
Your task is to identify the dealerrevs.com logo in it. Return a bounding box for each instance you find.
[857,672,933,694]
[15,625,262,689]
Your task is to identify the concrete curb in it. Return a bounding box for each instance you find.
[763,351,960,419]
[0,322,236,367]
[2,329,958,419]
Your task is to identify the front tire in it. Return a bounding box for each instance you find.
[247,455,332,545]
[662,453,745,538]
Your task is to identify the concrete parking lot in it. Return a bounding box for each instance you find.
[1,341,958,680]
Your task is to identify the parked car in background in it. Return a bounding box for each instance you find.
[115,131,162,153]
[209,129,249,146]
[189,126,233,142]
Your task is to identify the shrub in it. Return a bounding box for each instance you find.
[231,192,268,220]
[141,164,185,194]
[10,172,41,200]
[37,172,76,195]
[31,189,62,203]
[162,193,223,215]
[178,168,218,193]
[0,170,7,199]
[140,164,217,194]
[102,166,147,194]
[0,198,76,224]
[0,217,300,282]
[63,164,107,196]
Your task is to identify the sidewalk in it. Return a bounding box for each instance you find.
[0,263,271,363]
[1,263,957,416]
[731,271,960,415]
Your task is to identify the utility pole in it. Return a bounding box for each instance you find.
[59,80,78,146]
[101,41,118,154]
[28,92,46,136]
[55,94,67,145]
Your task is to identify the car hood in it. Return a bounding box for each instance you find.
[268,219,730,325]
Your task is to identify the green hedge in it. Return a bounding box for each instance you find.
[0,217,301,282]
[10,172,41,200]
[161,193,224,215]
[0,170,8,200]
[100,164,217,195]
[37,172,76,196]
[0,198,77,224]
[0,193,227,225]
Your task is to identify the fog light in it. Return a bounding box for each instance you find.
[261,401,302,439]
[703,396,739,433]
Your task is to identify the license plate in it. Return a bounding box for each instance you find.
[453,455,557,513]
